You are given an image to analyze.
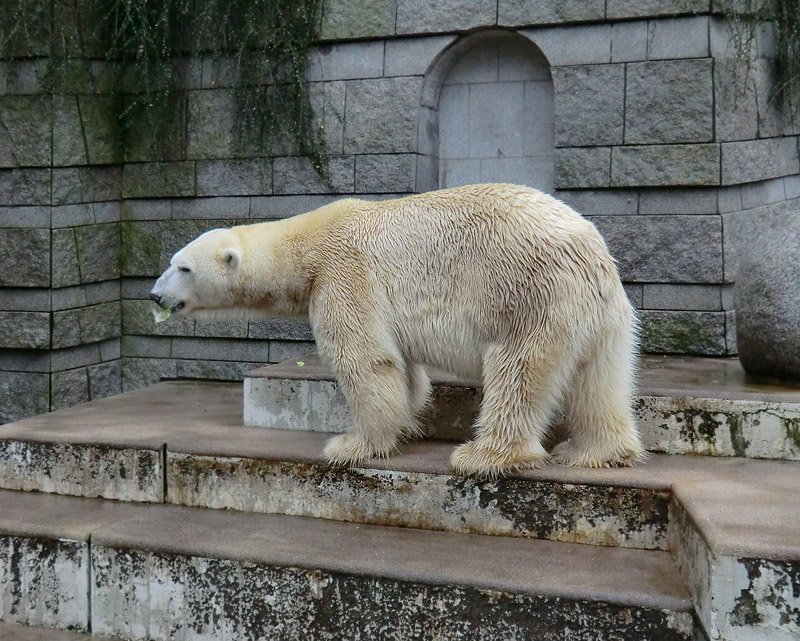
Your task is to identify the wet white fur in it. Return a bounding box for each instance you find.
[151,184,645,476]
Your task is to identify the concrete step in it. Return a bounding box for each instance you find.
[0,489,697,641]
[244,354,800,460]
[0,621,106,640]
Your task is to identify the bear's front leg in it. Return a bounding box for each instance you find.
[323,356,419,466]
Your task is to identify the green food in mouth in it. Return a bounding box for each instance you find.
[152,306,173,323]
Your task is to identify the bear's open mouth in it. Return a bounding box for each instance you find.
[172,302,185,313]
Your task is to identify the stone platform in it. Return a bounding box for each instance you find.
[0,356,798,640]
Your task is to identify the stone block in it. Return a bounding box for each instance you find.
[122,357,177,391]
[248,319,314,341]
[309,81,347,155]
[320,0,397,40]
[498,0,604,25]
[307,42,384,81]
[714,60,759,142]
[121,335,172,359]
[718,185,743,213]
[591,215,723,283]
[121,199,171,221]
[0,229,50,287]
[611,144,720,187]
[0,311,49,349]
[0,372,49,423]
[186,90,235,159]
[611,21,648,62]
[343,77,423,154]
[553,65,624,146]
[643,284,722,311]
[440,158,481,188]
[638,189,718,215]
[355,154,416,193]
[269,340,317,363]
[606,0,709,19]
[176,359,259,381]
[52,309,82,349]
[753,60,788,139]
[79,302,122,345]
[78,96,124,164]
[122,97,187,163]
[470,82,526,157]
[52,166,122,205]
[100,338,121,362]
[740,178,786,210]
[122,162,195,199]
[0,206,49,229]
[75,223,121,283]
[121,221,164,277]
[624,284,644,308]
[0,168,50,206]
[197,159,272,197]
[625,60,713,144]
[273,156,354,194]
[0,288,50,312]
[483,157,555,193]
[438,84,469,158]
[171,338,271,363]
[1,60,49,95]
[640,310,727,355]
[52,95,87,167]
[521,25,611,66]
[50,343,103,372]
[194,320,248,339]
[0,349,51,374]
[415,154,438,192]
[0,96,51,168]
[88,360,122,400]
[647,17,709,59]
[556,190,638,216]
[555,147,611,189]
[52,204,94,229]
[384,36,456,77]
[721,137,800,185]
[396,0,496,35]
[51,368,90,411]
[172,197,251,220]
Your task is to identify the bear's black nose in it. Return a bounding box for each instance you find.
[149,293,163,306]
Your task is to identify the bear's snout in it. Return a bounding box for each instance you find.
[149,292,164,306]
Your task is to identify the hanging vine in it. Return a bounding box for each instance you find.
[1,0,327,170]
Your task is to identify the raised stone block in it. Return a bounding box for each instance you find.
[355,154,416,193]
[555,147,611,189]
[0,96,52,168]
[625,60,713,144]
[611,144,720,187]
[77,96,123,165]
[122,162,195,199]
[344,77,423,154]
[0,168,50,206]
[0,371,49,424]
[309,80,347,155]
[50,368,90,410]
[721,137,800,185]
[122,357,177,391]
[0,229,50,287]
[591,215,722,283]
[88,360,122,400]
[396,0,496,35]
[0,312,49,349]
[186,89,235,159]
[273,156,354,194]
[320,0,397,40]
[74,223,121,283]
[197,159,272,196]
[714,60,759,142]
[498,0,604,25]
[121,220,164,277]
[553,64,624,146]
[639,310,727,355]
[52,166,121,206]
[176,359,261,381]
[606,0,709,19]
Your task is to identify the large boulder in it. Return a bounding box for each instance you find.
[735,212,800,380]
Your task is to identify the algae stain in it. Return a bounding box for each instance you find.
[782,417,800,451]
[729,412,749,457]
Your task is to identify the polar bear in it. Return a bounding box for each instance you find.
[150,184,644,476]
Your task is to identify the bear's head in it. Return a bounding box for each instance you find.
[150,228,243,319]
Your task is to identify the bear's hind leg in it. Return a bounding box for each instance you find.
[552,319,645,468]
[450,340,573,477]
[323,356,420,466]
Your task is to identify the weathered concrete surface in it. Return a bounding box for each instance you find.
[168,451,670,550]
[0,621,102,640]
[88,503,694,641]
[246,354,800,460]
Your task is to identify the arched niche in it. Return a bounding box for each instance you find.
[416,30,554,194]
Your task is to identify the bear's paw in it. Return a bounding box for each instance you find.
[551,438,646,468]
[450,439,550,478]
[324,433,397,467]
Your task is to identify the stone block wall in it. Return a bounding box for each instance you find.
[2,0,799,422]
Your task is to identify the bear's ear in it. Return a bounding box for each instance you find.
[221,247,242,270]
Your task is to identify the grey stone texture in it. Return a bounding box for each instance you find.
[721,137,800,185]
[553,64,624,146]
[643,285,722,311]
[611,145,720,187]
[0,372,49,423]
[555,147,611,189]
[715,60,759,142]
[498,0,605,26]
[591,215,722,283]
[307,41,385,81]
[625,60,714,144]
[0,168,50,206]
[606,0,709,19]
[355,154,416,192]
[640,311,727,356]
[0,312,50,349]
[735,212,800,379]
[0,229,50,287]
[647,17,709,60]
[396,0,497,35]
[196,159,272,196]
[53,166,121,205]
[638,188,718,215]
[343,77,423,154]
[384,36,456,77]
[611,21,648,62]
[273,156,354,194]
[522,25,612,66]
[122,162,195,199]
[0,96,52,168]
[320,0,397,40]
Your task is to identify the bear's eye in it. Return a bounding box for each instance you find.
[178,266,191,273]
